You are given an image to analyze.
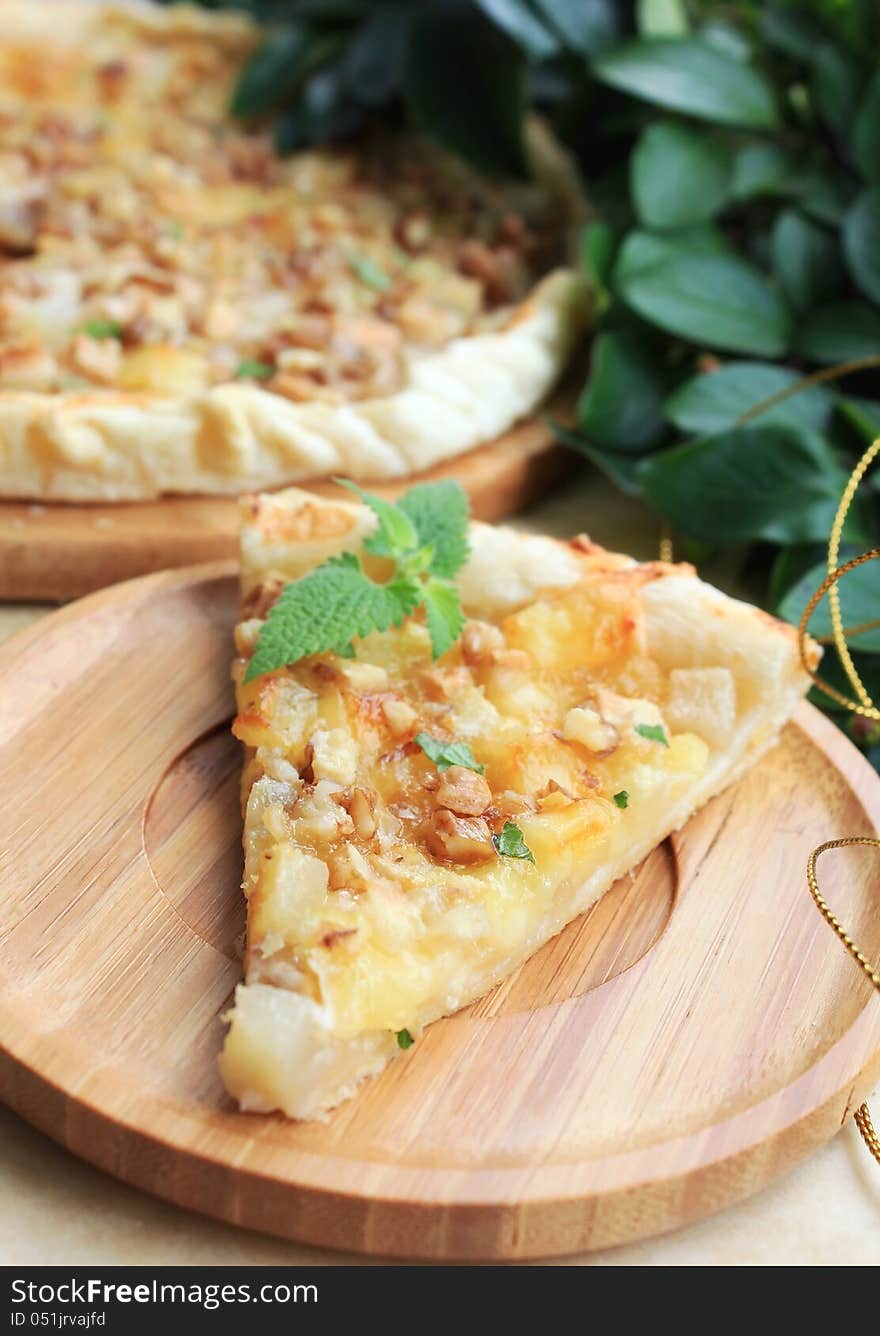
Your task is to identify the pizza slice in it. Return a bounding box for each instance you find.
[220,484,818,1119]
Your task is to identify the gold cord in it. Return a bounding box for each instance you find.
[798,434,880,1165]
[663,364,880,1163]
[806,840,880,1166]
[827,436,880,709]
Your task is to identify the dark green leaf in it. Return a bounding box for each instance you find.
[613,230,790,356]
[810,42,862,135]
[771,209,843,312]
[837,396,880,444]
[474,0,559,58]
[808,649,880,718]
[665,361,833,435]
[793,301,880,363]
[631,121,730,229]
[533,0,620,54]
[613,789,629,808]
[581,221,615,290]
[492,820,535,862]
[792,164,856,225]
[778,557,880,652]
[231,27,313,119]
[274,67,363,152]
[578,331,667,451]
[406,6,528,178]
[730,142,797,201]
[853,72,880,184]
[592,38,779,130]
[635,722,669,745]
[639,425,847,544]
[842,188,880,304]
[341,9,411,106]
[414,732,485,774]
[551,422,646,496]
[760,5,828,60]
[396,1028,414,1050]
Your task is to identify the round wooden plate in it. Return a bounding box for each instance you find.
[0,415,571,603]
[0,563,879,1261]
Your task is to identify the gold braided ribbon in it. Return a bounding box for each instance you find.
[664,360,880,1165]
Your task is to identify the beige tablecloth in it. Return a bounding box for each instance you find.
[1,473,877,1266]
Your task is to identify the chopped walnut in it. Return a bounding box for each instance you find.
[495,790,537,817]
[70,333,122,383]
[435,765,492,817]
[344,786,378,841]
[381,697,418,736]
[460,619,505,666]
[420,666,472,702]
[563,706,620,757]
[425,810,495,864]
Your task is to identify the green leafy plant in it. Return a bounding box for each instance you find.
[244,478,469,681]
[176,0,880,755]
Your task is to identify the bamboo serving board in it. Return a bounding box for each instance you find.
[0,564,879,1262]
[0,415,570,603]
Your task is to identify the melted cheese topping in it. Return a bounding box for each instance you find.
[232,575,711,1039]
[0,3,563,399]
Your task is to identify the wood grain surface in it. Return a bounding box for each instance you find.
[0,563,878,1261]
[0,415,571,603]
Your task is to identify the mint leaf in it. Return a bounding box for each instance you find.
[398,480,470,578]
[422,577,464,659]
[396,1028,414,1049]
[82,319,122,340]
[236,358,274,380]
[613,790,629,809]
[244,553,419,682]
[336,480,419,559]
[348,254,391,291]
[247,480,472,681]
[414,732,484,774]
[635,723,670,746]
[492,820,535,863]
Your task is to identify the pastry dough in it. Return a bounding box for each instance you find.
[221,488,819,1119]
[0,1,586,500]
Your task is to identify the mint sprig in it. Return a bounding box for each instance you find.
[244,480,470,681]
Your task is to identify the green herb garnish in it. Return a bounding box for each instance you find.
[396,1028,414,1050]
[82,319,122,340]
[613,790,629,809]
[235,358,274,381]
[414,733,484,774]
[348,254,391,292]
[245,479,469,682]
[492,821,535,864]
[635,723,670,747]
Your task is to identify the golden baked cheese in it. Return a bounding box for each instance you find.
[0,0,585,499]
[221,488,819,1120]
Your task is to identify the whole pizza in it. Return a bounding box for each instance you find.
[0,0,586,500]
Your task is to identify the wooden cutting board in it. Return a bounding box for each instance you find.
[0,415,570,603]
[0,563,878,1261]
